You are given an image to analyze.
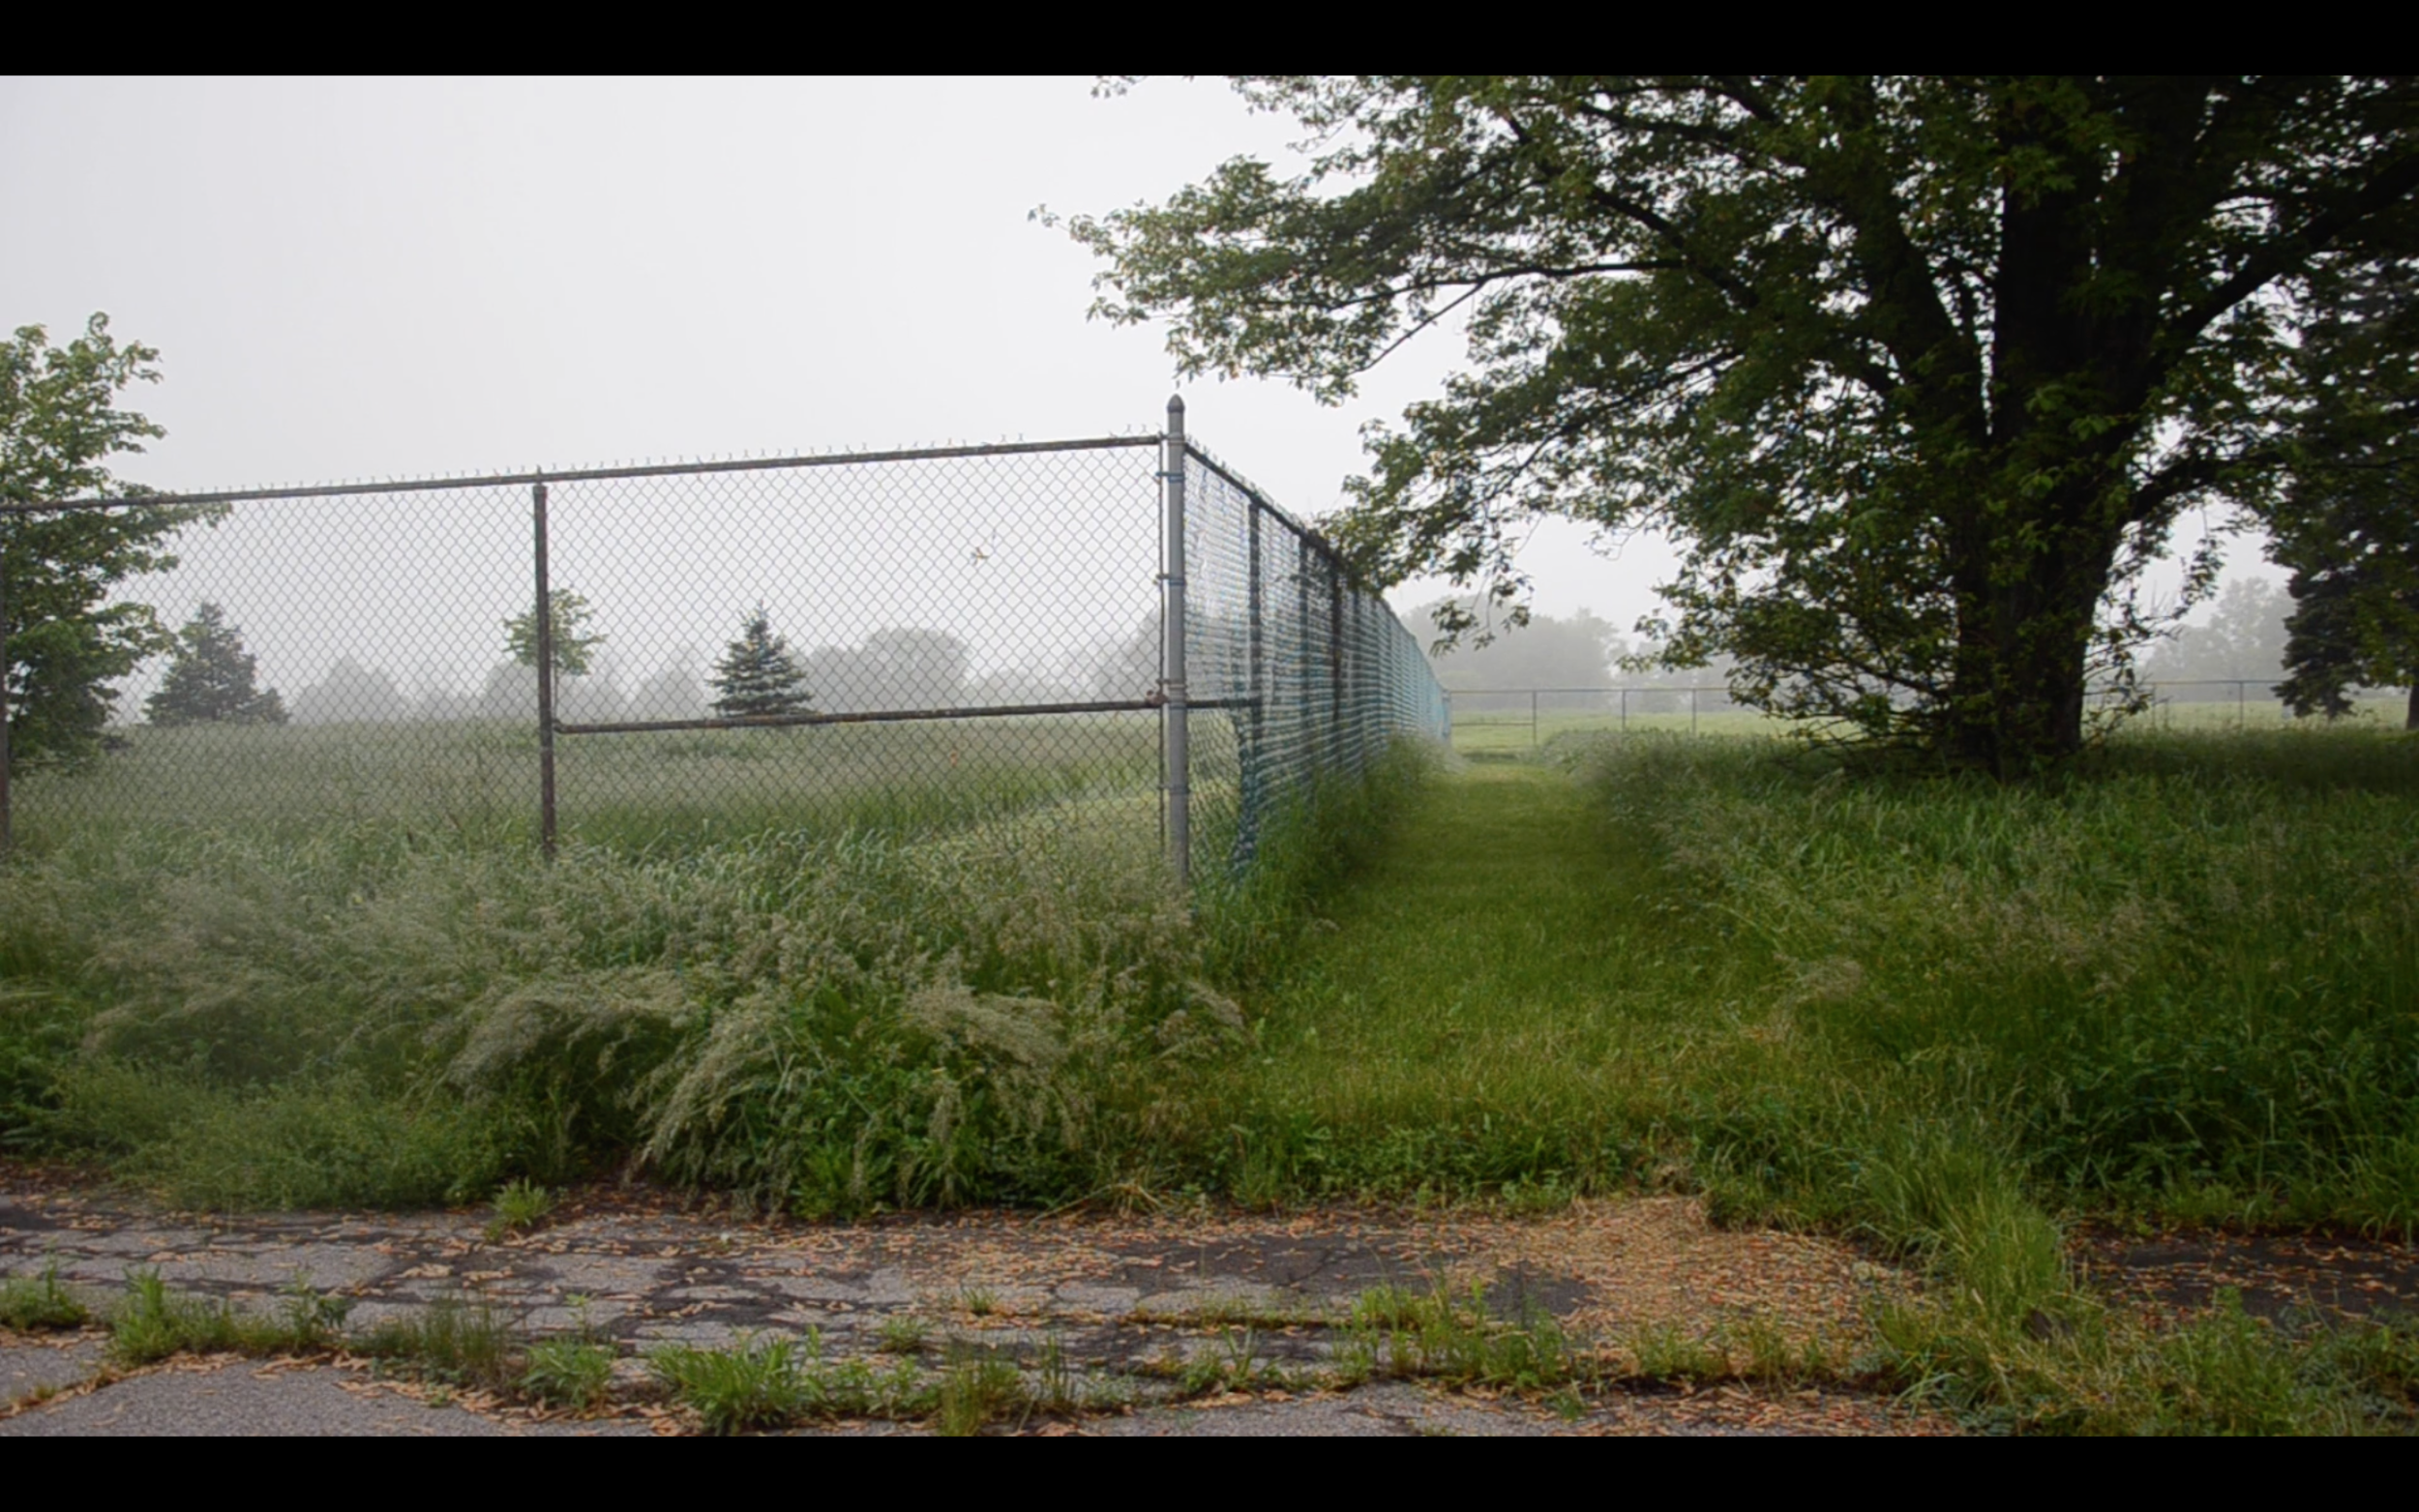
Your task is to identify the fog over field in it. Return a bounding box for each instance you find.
[1,75,2279,725]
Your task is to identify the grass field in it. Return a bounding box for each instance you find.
[1445,691,2412,754]
[5,714,1175,854]
[1182,727,2419,1430]
[5,717,2416,1429]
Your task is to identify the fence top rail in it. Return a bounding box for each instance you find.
[1176,438,1368,578]
[1444,685,1739,695]
[0,433,1163,515]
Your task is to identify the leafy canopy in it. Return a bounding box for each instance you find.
[2268,258,2419,726]
[504,589,604,679]
[2,315,220,764]
[1061,76,2419,771]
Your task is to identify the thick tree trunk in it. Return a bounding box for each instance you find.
[1943,500,2118,777]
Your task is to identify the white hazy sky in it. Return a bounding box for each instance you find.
[3,75,2270,666]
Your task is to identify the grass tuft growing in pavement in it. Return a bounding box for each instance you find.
[0,1263,92,1333]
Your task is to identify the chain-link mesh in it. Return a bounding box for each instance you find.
[1181,446,1449,879]
[1,427,1447,881]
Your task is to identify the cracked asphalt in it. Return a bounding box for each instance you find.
[3,1175,1949,1436]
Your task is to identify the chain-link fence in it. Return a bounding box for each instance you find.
[1443,680,2412,752]
[0,401,1447,883]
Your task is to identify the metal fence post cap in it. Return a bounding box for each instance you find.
[1167,395,1185,417]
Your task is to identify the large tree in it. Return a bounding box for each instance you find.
[2267,259,2419,727]
[2,315,219,766]
[1062,76,2419,772]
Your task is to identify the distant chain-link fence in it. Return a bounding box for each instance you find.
[0,403,1446,882]
[1444,680,2403,751]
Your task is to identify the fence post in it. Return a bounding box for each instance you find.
[1691,686,1699,737]
[1532,689,1539,749]
[1244,500,1264,863]
[1621,687,1628,732]
[1335,551,1355,764]
[1161,397,1190,887]
[533,479,556,861]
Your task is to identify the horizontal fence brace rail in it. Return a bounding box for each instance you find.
[553,697,1258,737]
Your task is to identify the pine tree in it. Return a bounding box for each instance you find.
[709,605,812,718]
[144,603,287,726]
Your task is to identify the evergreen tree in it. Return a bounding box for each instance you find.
[709,605,812,718]
[144,603,286,726]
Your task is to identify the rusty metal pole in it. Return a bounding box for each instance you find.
[533,480,556,861]
[1161,398,1189,887]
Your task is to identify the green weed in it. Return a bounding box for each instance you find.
[350,1294,519,1391]
[649,1335,813,1436]
[108,1269,347,1365]
[0,1263,91,1332]
[519,1336,616,1411]
[876,1314,930,1354]
[485,1178,557,1243]
[935,1342,1025,1436]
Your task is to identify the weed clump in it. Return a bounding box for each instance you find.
[0,1263,92,1332]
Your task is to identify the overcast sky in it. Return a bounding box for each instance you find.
[3,74,2267,674]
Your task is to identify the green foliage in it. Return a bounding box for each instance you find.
[2270,259,2419,726]
[0,1262,91,1332]
[2,315,220,765]
[3,723,1393,1209]
[519,1336,616,1411]
[649,1335,814,1435]
[875,1314,929,1354]
[50,1067,512,1211]
[143,603,286,727]
[1346,1283,1585,1393]
[109,1269,350,1366]
[485,1178,557,1242]
[503,588,603,679]
[1062,77,2419,770]
[709,603,812,719]
[935,1342,1026,1436]
[350,1294,519,1390]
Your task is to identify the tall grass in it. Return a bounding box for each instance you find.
[0,735,1432,1213]
[1602,728,2419,1236]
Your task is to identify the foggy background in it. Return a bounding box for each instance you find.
[1,77,2284,711]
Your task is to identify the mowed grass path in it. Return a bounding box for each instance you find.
[1206,758,1744,1199]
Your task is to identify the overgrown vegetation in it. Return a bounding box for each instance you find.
[6,725,2416,1431]
[1186,727,2419,1431]
[109,1268,351,1366]
[0,742,1427,1214]
[0,1262,91,1332]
